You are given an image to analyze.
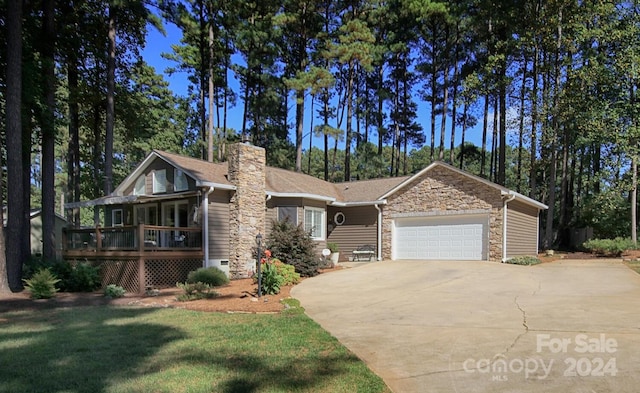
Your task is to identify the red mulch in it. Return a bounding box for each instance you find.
[0,266,343,314]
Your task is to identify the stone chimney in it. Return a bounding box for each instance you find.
[227,142,266,278]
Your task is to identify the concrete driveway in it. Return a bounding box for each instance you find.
[291,260,640,393]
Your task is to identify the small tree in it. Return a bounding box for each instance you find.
[267,219,319,277]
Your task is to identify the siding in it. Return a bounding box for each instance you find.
[208,190,230,260]
[327,205,378,261]
[506,199,540,258]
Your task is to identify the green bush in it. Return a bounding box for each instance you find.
[267,219,319,277]
[104,284,126,298]
[23,258,100,292]
[259,262,284,295]
[582,237,637,257]
[176,282,218,301]
[23,268,60,299]
[505,256,541,266]
[187,267,229,287]
[66,263,101,292]
[274,261,300,285]
[327,242,339,253]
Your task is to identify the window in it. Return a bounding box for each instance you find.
[174,169,188,191]
[135,204,158,225]
[278,206,298,225]
[112,209,123,226]
[304,207,325,240]
[153,169,166,193]
[134,175,145,195]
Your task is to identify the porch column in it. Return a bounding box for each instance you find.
[227,142,266,279]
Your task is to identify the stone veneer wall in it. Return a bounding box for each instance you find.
[382,166,504,260]
[227,143,266,278]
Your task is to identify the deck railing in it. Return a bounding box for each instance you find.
[63,224,202,252]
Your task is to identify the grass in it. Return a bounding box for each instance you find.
[625,260,640,275]
[0,305,389,393]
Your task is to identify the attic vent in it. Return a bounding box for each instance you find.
[334,212,345,226]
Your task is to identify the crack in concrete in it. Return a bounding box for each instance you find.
[505,296,529,354]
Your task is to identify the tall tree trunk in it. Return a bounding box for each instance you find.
[498,63,507,186]
[208,12,215,162]
[517,55,528,193]
[0,158,7,294]
[41,0,57,260]
[295,89,305,172]
[377,64,384,156]
[105,3,116,195]
[544,7,563,249]
[459,102,469,170]
[481,94,489,177]
[632,156,638,245]
[491,95,498,182]
[529,38,539,199]
[67,51,81,227]
[449,24,460,164]
[6,0,25,291]
[439,27,449,161]
[344,61,354,181]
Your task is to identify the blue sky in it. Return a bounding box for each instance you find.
[141,22,496,153]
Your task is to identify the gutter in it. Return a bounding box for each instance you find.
[502,191,517,262]
[374,203,383,261]
[202,186,215,267]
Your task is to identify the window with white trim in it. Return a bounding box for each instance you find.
[112,209,123,226]
[304,207,325,240]
[174,169,188,192]
[133,175,145,195]
[152,169,167,193]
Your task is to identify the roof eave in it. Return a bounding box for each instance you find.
[502,190,548,210]
[330,200,387,207]
[198,181,236,190]
[266,191,336,203]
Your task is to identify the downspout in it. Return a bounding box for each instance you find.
[502,192,516,262]
[202,186,215,267]
[374,203,382,261]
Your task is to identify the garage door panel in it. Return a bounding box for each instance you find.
[394,215,487,261]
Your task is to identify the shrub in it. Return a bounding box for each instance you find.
[267,219,319,277]
[176,282,218,301]
[275,260,300,286]
[259,262,284,295]
[505,256,541,266]
[327,242,339,253]
[104,284,126,298]
[23,258,100,292]
[582,237,636,257]
[23,268,60,299]
[187,267,229,287]
[66,263,101,292]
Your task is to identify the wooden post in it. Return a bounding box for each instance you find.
[137,224,145,293]
[95,226,102,250]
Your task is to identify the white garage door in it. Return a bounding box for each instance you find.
[394,215,488,260]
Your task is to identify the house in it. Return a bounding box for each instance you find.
[3,208,67,259]
[63,142,547,292]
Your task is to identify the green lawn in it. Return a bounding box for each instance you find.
[626,260,640,275]
[0,301,390,393]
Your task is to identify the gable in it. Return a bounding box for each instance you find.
[386,165,502,213]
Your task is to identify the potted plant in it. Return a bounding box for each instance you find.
[327,242,340,265]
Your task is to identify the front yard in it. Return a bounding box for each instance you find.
[0,304,389,393]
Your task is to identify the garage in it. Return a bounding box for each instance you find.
[393,214,488,260]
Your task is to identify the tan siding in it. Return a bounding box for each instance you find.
[327,206,378,261]
[208,190,230,260]
[506,200,540,258]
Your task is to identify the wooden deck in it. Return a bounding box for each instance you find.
[63,225,204,293]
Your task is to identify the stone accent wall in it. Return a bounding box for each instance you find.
[382,166,504,261]
[228,143,266,278]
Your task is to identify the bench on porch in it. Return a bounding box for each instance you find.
[352,244,376,261]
